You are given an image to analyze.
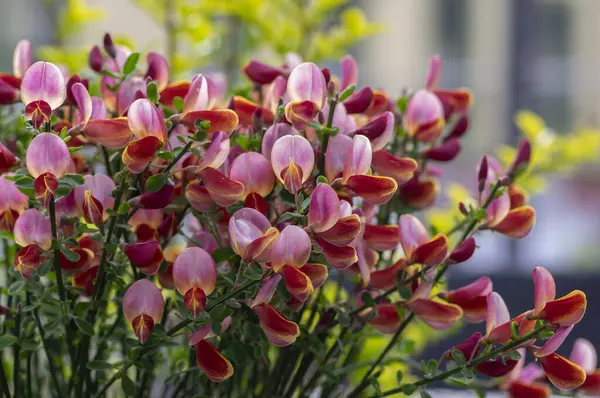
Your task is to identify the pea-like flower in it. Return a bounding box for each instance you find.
[271,135,315,194]
[173,247,217,317]
[284,62,326,129]
[26,133,71,205]
[20,61,66,128]
[123,279,164,344]
[228,208,279,263]
[398,214,448,266]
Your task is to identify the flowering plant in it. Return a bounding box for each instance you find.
[0,34,595,398]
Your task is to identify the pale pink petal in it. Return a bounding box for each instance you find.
[229,152,275,198]
[251,274,282,308]
[486,292,510,336]
[340,55,358,90]
[14,209,52,250]
[271,135,314,184]
[533,325,574,358]
[13,40,32,78]
[26,133,71,179]
[325,134,353,181]
[425,54,441,90]
[270,225,312,272]
[172,247,218,296]
[307,183,340,233]
[184,74,210,114]
[206,72,227,107]
[90,97,108,120]
[116,76,146,115]
[122,279,164,323]
[228,208,271,258]
[127,98,167,142]
[261,123,299,160]
[287,62,326,109]
[20,61,66,109]
[570,338,597,373]
[197,131,230,171]
[342,135,372,183]
[398,214,429,260]
[71,82,92,128]
[533,266,556,314]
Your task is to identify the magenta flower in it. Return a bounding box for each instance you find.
[145,52,169,91]
[20,62,66,128]
[0,175,29,232]
[398,214,448,266]
[74,174,116,223]
[404,89,445,142]
[173,247,217,317]
[285,62,326,129]
[261,123,299,160]
[123,279,165,344]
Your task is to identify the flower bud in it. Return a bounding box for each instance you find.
[145,52,169,91]
[508,139,532,179]
[424,138,461,162]
[243,60,282,85]
[123,279,164,344]
[477,155,488,193]
[103,33,117,59]
[88,45,104,73]
[0,143,17,173]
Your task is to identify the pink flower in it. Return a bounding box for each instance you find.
[14,209,52,250]
[173,247,217,317]
[123,279,165,344]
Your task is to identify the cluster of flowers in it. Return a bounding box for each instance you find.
[0,33,593,397]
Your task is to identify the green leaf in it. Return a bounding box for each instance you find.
[400,384,417,395]
[56,181,73,196]
[145,174,167,192]
[300,196,312,213]
[147,81,159,103]
[123,53,140,76]
[74,317,95,336]
[446,376,469,387]
[426,359,438,375]
[173,97,184,113]
[0,335,19,350]
[62,174,85,185]
[420,389,433,398]
[121,374,136,396]
[86,360,115,371]
[156,151,173,161]
[316,175,329,184]
[61,246,81,263]
[360,292,376,307]
[396,96,409,113]
[338,84,355,102]
[212,247,235,263]
[118,202,131,215]
[243,264,263,281]
[451,349,466,364]
[395,370,403,384]
[8,281,25,295]
[504,350,522,361]
[14,176,35,197]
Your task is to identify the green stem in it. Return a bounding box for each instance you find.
[347,313,416,398]
[12,306,21,397]
[318,97,338,173]
[75,174,130,397]
[33,308,63,397]
[0,358,11,398]
[163,138,191,175]
[377,325,551,397]
[100,146,112,177]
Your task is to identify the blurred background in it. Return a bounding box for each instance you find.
[2,0,600,384]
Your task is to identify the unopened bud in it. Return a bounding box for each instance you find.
[477,155,488,193]
[103,33,117,59]
[88,45,103,73]
[458,202,468,216]
[321,67,331,85]
[327,81,335,98]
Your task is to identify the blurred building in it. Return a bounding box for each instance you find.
[2,0,600,273]
[358,0,600,273]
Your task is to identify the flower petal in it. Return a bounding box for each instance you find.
[195,340,234,382]
[369,260,406,290]
[181,109,239,135]
[251,274,282,308]
[538,290,586,326]
[533,325,574,358]
[14,209,52,250]
[172,247,217,296]
[307,183,340,233]
[538,353,586,390]
[569,338,597,373]
[398,214,429,260]
[287,62,326,108]
[532,266,556,315]
[271,135,314,185]
[83,118,133,148]
[316,237,358,270]
[124,240,164,275]
[342,135,372,183]
[270,225,312,272]
[405,299,463,330]
[26,133,71,179]
[404,89,444,142]
[127,98,167,142]
[122,136,163,174]
[363,224,400,251]
[229,152,275,199]
[20,61,66,109]
[318,214,362,247]
[339,55,358,90]
[369,304,402,334]
[354,112,395,152]
[122,279,164,324]
[198,167,244,207]
[253,303,300,346]
[493,205,536,238]
[281,265,313,302]
[344,175,397,205]
[486,292,510,337]
[299,263,328,289]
